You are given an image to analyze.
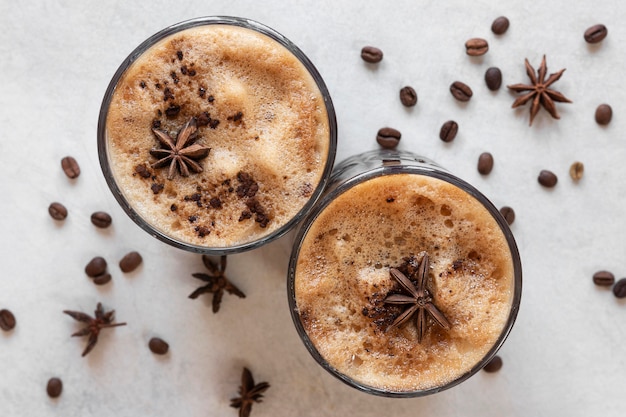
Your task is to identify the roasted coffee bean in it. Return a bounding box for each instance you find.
[483,355,503,373]
[93,273,112,286]
[399,86,418,107]
[477,152,494,175]
[499,206,515,225]
[149,337,170,355]
[491,16,510,35]
[593,270,615,286]
[439,120,458,142]
[119,251,143,273]
[465,38,489,56]
[613,278,626,298]
[584,24,608,44]
[484,67,502,91]
[48,202,68,220]
[450,81,473,102]
[360,46,383,63]
[595,104,612,125]
[538,170,558,188]
[91,211,112,228]
[569,161,584,181]
[61,156,80,179]
[0,309,16,331]
[85,256,107,277]
[376,127,401,149]
[46,377,63,398]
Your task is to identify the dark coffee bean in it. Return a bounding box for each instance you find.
[483,355,503,373]
[119,251,143,273]
[48,202,68,220]
[465,38,489,56]
[569,161,584,181]
[484,67,502,91]
[538,170,558,188]
[61,156,80,179]
[613,278,626,298]
[595,104,612,125]
[360,46,383,63]
[93,273,112,286]
[46,377,63,398]
[584,24,608,44]
[85,256,107,277]
[399,86,418,107]
[91,211,112,228]
[439,120,458,142]
[450,81,473,102]
[376,127,401,149]
[0,309,16,331]
[477,152,494,175]
[593,270,615,286]
[149,337,170,355]
[491,16,510,35]
[499,206,515,225]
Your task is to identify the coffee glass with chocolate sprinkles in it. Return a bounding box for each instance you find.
[97,16,337,254]
[288,148,522,398]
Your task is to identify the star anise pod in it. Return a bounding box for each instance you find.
[150,117,211,180]
[384,252,451,343]
[230,367,270,417]
[507,55,572,126]
[188,255,246,313]
[63,302,127,357]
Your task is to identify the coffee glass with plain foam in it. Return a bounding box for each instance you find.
[98,16,336,254]
[288,149,522,397]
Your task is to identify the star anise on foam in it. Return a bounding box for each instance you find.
[150,117,211,180]
[507,55,572,126]
[230,367,270,417]
[384,252,451,343]
[188,255,246,313]
[63,302,127,357]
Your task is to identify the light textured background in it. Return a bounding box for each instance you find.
[1,1,625,416]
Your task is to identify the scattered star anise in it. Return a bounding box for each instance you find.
[63,302,127,357]
[230,367,270,417]
[384,252,451,343]
[188,255,246,313]
[507,55,572,126]
[150,117,211,180]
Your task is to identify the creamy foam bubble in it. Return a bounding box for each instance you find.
[294,173,514,392]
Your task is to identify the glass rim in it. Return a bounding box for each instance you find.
[97,16,338,255]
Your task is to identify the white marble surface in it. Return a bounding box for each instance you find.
[1,0,625,416]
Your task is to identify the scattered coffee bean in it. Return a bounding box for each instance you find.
[499,206,515,225]
[119,251,143,273]
[593,270,615,286]
[360,46,383,63]
[376,127,401,149]
[483,355,503,373]
[595,104,612,125]
[149,337,170,355]
[439,120,458,143]
[569,161,584,181]
[465,38,489,56]
[491,16,510,35]
[46,377,63,398]
[0,309,16,331]
[477,152,494,175]
[484,67,502,91]
[450,81,473,102]
[613,278,626,298]
[48,202,68,221]
[399,86,418,107]
[93,273,112,286]
[91,211,112,228]
[85,256,107,277]
[584,24,608,44]
[61,156,80,179]
[538,170,558,188]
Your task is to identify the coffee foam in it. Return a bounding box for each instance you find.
[294,173,514,392]
[106,24,330,247]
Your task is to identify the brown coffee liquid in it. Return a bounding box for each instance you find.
[294,173,514,392]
